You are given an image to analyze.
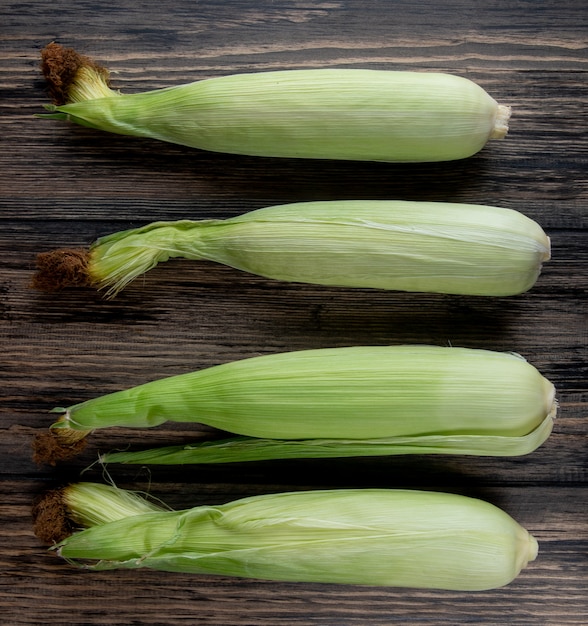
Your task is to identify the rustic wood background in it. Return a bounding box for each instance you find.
[1,1,586,624]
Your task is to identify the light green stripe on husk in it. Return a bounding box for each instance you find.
[101,411,554,465]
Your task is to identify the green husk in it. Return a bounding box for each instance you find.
[101,412,554,465]
[39,43,511,162]
[32,200,550,298]
[36,483,538,591]
[33,346,557,465]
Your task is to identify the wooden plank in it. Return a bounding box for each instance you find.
[0,0,586,624]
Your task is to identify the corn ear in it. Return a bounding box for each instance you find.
[32,200,550,298]
[39,43,510,162]
[34,346,556,464]
[35,482,538,591]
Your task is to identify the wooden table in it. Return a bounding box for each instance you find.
[1,1,586,624]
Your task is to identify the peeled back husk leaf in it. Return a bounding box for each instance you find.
[101,412,555,465]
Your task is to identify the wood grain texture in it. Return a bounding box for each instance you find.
[1,1,586,624]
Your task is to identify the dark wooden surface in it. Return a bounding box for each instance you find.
[1,1,587,624]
